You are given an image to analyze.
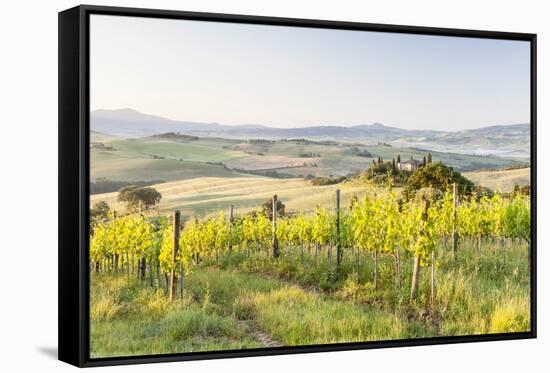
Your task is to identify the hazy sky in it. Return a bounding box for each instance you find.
[90,15,530,130]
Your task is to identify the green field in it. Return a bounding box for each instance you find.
[109,138,248,163]
[90,134,526,184]
[91,152,247,183]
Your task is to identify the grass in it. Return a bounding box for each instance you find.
[433,239,530,335]
[90,267,424,358]
[91,237,530,358]
[489,297,530,333]
[210,237,531,337]
[90,274,262,358]
[233,286,421,345]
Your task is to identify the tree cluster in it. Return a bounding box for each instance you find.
[309,176,346,186]
[117,185,162,211]
[90,201,110,222]
[260,199,286,218]
[403,162,473,200]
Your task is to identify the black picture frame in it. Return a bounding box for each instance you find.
[58,4,537,368]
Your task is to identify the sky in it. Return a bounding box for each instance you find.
[90,14,531,131]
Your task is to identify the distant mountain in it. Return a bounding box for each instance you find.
[390,123,530,159]
[91,108,227,137]
[91,108,530,159]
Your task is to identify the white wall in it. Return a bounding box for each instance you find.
[0,0,546,371]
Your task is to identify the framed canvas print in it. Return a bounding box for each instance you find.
[58,5,537,367]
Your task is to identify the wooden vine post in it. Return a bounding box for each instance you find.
[451,182,458,260]
[374,249,379,290]
[272,195,279,258]
[169,210,180,302]
[410,253,421,301]
[396,247,402,289]
[228,205,234,255]
[335,189,342,274]
[430,250,436,306]
[139,257,146,282]
[178,262,184,299]
[396,199,403,289]
[125,253,129,278]
[411,197,430,301]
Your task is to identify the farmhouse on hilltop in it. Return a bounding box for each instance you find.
[397,159,422,172]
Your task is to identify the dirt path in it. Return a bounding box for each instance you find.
[242,321,283,348]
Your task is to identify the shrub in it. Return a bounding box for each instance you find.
[310,176,346,186]
[403,162,474,200]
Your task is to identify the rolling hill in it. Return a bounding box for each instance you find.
[90,134,526,187]
[90,177,380,220]
[91,108,530,159]
[90,167,531,220]
[463,167,530,193]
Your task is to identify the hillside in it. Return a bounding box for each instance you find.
[463,167,531,193]
[91,108,530,159]
[90,134,525,188]
[90,177,376,220]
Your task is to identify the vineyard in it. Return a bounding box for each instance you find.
[90,186,531,357]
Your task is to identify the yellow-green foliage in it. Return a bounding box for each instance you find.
[336,272,363,302]
[159,225,191,275]
[90,275,130,321]
[490,297,530,333]
[90,215,154,264]
[91,294,123,321]
[133,288,173,318]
